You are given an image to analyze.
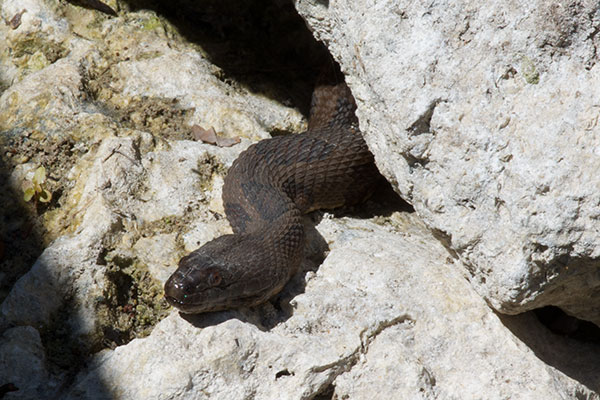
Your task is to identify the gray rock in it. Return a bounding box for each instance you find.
[0,0,301,339]
[0,0,70,88]
[65,215,600,399]
[1,0,599,398]
[0,326,50,399]
[296,0,600,324]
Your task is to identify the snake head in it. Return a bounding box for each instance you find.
[164,234,296,314]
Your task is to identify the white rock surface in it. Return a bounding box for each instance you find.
[1,0,599,398]
[296,0,600,323]
[105,40,304,141]
[0,0,70,86]
[64,215,600,400]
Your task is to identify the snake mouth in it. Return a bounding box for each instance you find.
[164,294,191,309]
[164,294,208,314]
[164,273,198,312]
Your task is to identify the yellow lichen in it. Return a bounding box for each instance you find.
[141,15,163,31]
[521,56,540,85]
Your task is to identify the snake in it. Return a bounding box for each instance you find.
[164,81,379,313]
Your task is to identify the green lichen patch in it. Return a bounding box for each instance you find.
[135,50,163,61]
[95,252,170,349]
[8,36,68,79]
[21,166,53,203]
[9,36,67,64]
[25,50,51,72]
[521,56,540,84]
[140,14,163,31]
[5,135,79,210]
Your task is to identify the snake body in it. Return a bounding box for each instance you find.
[164,82,378,313]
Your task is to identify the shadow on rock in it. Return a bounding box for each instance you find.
[122,0,331,117]
[0,141,43,398]
[0,143,112,397]
[499,311,600,392]
[178,181,412,331]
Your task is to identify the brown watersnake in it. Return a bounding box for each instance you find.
[164,81,379,313]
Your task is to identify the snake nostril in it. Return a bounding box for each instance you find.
[182,281,195,295]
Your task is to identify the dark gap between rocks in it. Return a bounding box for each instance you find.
[534,306,600,344]
[121,0,332,118]
[499,310,600,392]
[313,383,335,400]
[334,177,414,219]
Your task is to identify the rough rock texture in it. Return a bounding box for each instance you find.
[1,0,599,399]
[0,326,49,398]
[296,0,600,324]
[64,215,600,399]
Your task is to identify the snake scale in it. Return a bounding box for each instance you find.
[164,81,379,313]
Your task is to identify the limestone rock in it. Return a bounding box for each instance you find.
[296,0,600,324]
[0,0,70,87]
[64,215,599,399]
[0,1,304,396]
[0,326,50,399]
[1,0,599,398]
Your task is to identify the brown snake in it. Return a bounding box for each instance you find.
[164,81,379,313]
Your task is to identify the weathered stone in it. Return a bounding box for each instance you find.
[64,215,599,399]
[0,0,70,87]
[1,0,599,398]
[0,2,306,396]
[296,0,600,324]
[0,326,49,399]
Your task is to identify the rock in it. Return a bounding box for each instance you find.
[0,112,267,355]
[0,0,304,392]
[0,326,50,399]
[64,215,599,399]
[105,45,303,141]
[1,0,599,398]
[295,0,600,324]
[0,0,302,327]
[0,0,70,86]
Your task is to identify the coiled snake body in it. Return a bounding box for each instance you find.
[164,82,378,313]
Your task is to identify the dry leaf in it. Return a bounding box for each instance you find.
[215,136,241,147]
[192,125,218,144]
[191,125,240,147]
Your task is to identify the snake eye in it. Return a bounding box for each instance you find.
[207,270,222,287]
